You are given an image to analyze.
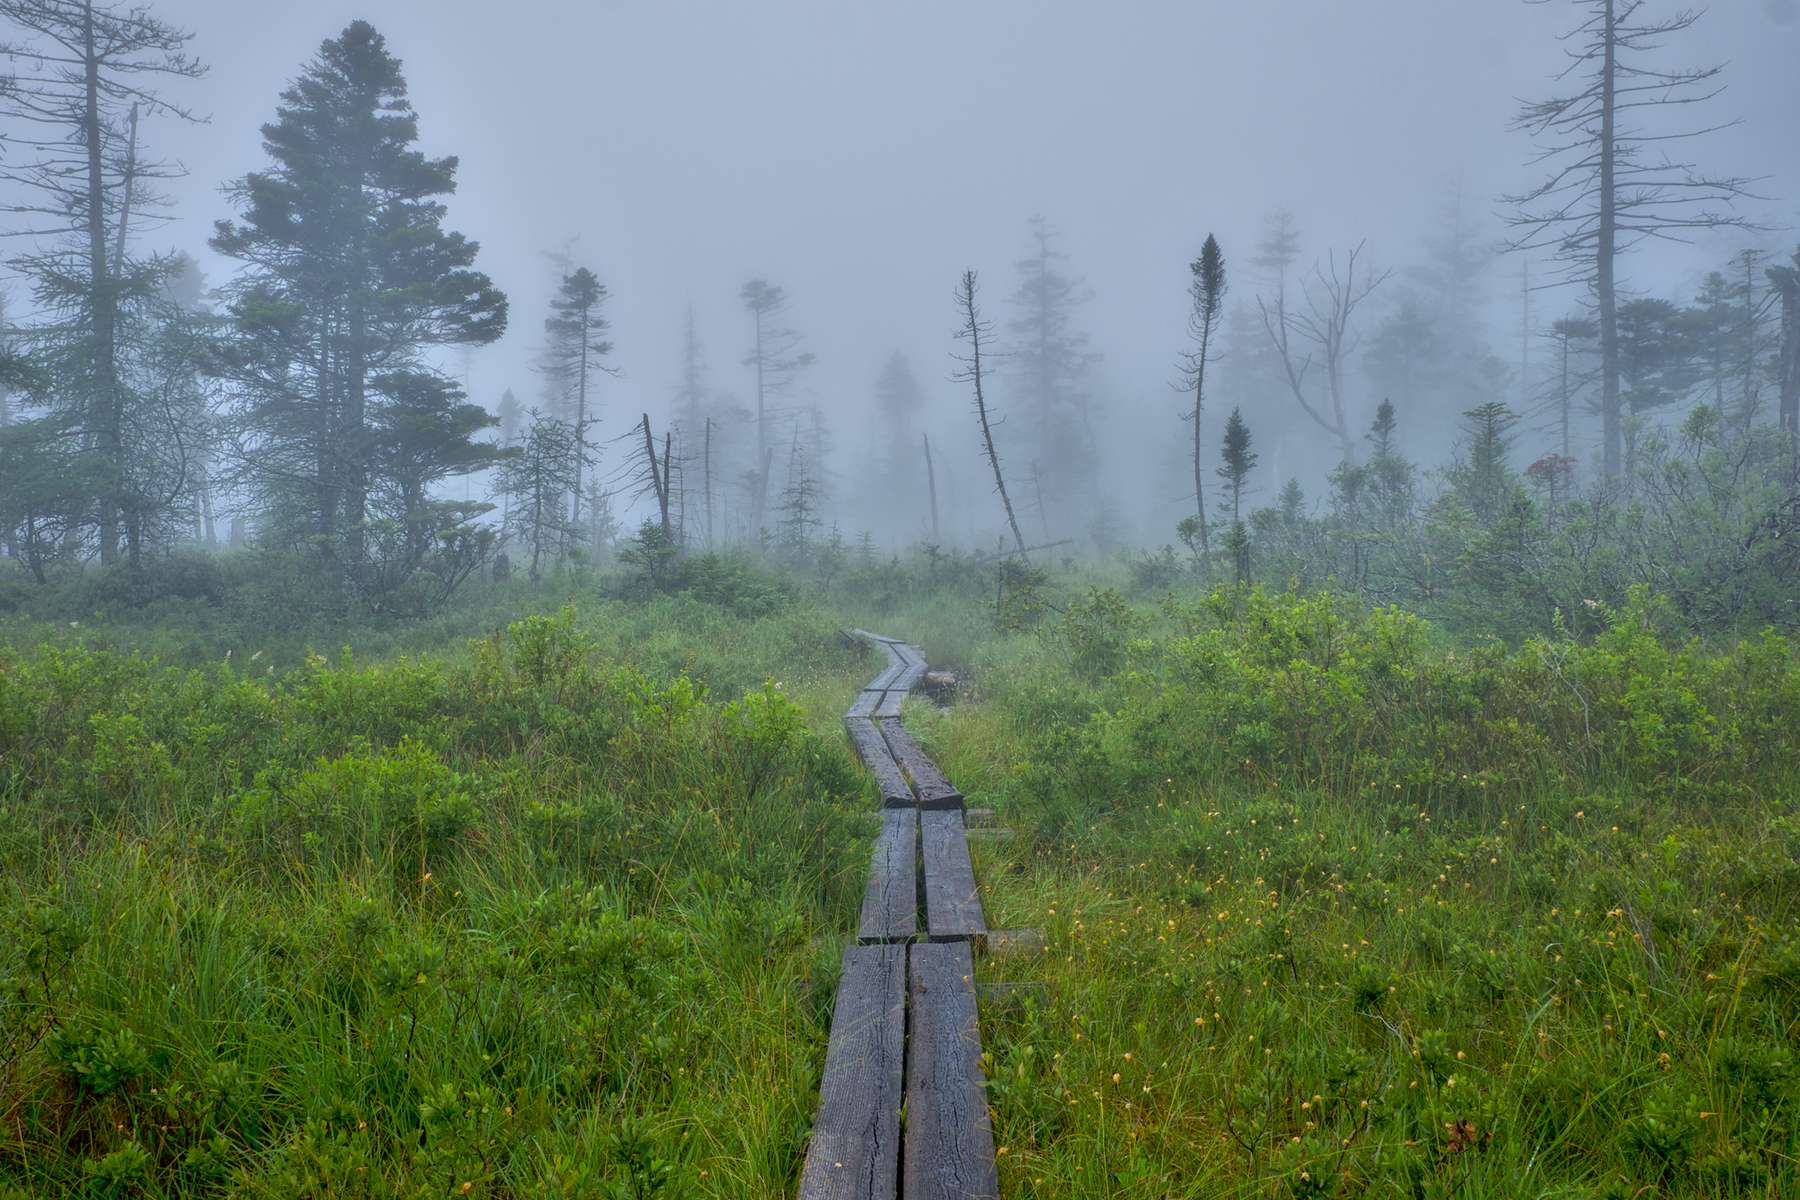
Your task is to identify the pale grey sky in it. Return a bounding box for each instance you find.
[23,0,1800,537]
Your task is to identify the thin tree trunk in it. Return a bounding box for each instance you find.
[958,273,1027,560]
[751,313,767,535]
[661,430,675,541]
[923,432,940,543]
[1192,311,1214,550]
[1559,334,1572,462]
[346,300,368,572]
[111,102,138,274]
[642,414,673,540]
[1031,461,1050,543]
[570,314,589,542]
[1598,0,1622,480]
[703,416,715,547]
[1739,253,1761,434]
[83,2,121,565]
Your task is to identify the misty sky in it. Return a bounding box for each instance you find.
[33,0,1800,533]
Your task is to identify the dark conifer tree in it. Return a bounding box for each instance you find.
[212,21,506,605]
[1184,235,1226,550]
[1217,406,1258,523]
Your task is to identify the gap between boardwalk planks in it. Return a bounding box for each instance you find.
[844,717,915,807]
[878,719,962,808]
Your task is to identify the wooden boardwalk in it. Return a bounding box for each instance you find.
[798,632,998,1200]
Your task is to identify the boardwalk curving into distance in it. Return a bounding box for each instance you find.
[798,632,998,1200]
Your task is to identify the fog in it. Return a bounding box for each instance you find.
[10,0,1800,553]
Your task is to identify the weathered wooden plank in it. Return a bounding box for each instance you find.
[865,659,906,691]
[850,628,905,647]
[903,941,999,1200]
[878,719,962,808]
[888,643,926,693]
[858,808,918,943]
[846,689,882,719]
[890,641,925,667]
[920,808,986,939]
[844,717,915,807]
[799,944,907,1200]
[874,689,907,719]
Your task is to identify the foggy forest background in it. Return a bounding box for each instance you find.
[1,0,1798,641]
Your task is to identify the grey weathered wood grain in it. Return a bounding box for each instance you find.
[866,659,907,691]
[874,689,907,719]
[920,808,986,939]
[878,718,962,808]
[889,643,926,691]
[846,689,882,719]
[844,717,915,807]
[903,941,999,1200]
[858,808,918,942]
[799,944,907,1200]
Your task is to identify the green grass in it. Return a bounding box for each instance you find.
[916,584,1800,1198]
[3,563,1797,1197]
[0,598,885,1197]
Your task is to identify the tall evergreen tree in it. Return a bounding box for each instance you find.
[1184,235,1226,550]
[211,21,506,605]
[1217,406,1258,523]
[872,350,924,531]
[739,278,812,537]
[1457,402,1520,526]
[1009,216,1099,524]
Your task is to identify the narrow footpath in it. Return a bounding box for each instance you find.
[797,631,999,1200]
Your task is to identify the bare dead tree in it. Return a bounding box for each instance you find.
[1257,243,1390,461]
[922,432,940,544]
[635,415,672,540]
[952,270,1027,560]
[606,413,675,544]
[1506,0,1759,480]
[0,0,206,563]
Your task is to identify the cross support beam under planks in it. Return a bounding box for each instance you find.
[798,944,907,1200]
